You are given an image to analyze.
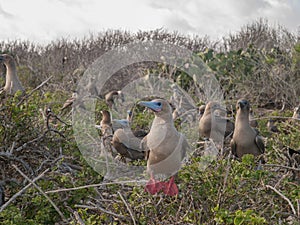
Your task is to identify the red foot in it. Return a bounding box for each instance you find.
[144,178,164,195]
[162,176,178,196]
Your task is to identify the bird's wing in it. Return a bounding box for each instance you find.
[115,129,143,151]
[179,133,190,159]
[230,139,237,157]
[255,135,265,154]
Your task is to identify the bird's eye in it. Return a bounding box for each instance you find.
[157,102,162,106]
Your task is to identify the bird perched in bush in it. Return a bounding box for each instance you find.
[199,101,234,143]
[139,99,189,196]
[112,119,145,161]
[60,91,77,113]
[230,99,265,158]
[0,54,24,95]
[105,90,124,109]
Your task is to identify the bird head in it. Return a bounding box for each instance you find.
[139,100,162,112]
[236,99,250,111]
[198,105,206,116]
[205,101,226,115]
[139,99,172,116]
[0,54,14,67]
[101,110,111,123]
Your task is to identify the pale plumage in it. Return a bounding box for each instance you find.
[0,54,24,95]
[292,106,300,120]
[139,99,189,196]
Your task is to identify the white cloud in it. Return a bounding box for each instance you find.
[0,0,298,44]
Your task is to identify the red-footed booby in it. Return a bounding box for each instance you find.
[0,54,24,95]
[112,119,145,161]
[230,99,265,158]
[105,90,124,109]
[61,92,77,112]
[139,99,189,196]
[99,110,113,137]
[199,101,234,142]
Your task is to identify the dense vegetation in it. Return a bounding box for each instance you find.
[0,20,299,224]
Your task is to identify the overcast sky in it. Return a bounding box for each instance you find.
[0,0,299,44]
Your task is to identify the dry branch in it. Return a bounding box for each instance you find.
[265,184,297,215]
[75,204,127,220]
[17,76,53,106]
[0,168,49,213]
[118,191,136,225]
[45,180,146,194]
[12,164,67,221]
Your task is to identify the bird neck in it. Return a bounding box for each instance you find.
[102,119,111,124]
[4,62,17,90]
[153,114,174,126]
[236,110,250,123]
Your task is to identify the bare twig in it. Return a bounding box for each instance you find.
[45,180,146,194]
[12,164,67,221]
[297,199,300,217]
[217,152,232,206]
[0,152,33,174]
[17,76,53,106]
[265,184,296,215]
[264,164,300,171]
[73,211,85,225]
[75,204,127,220]
[0,168,49,213]
[118,191,136,225]
[15,131,49,152]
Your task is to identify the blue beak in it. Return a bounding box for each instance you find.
[115,119,129,127]
[139,101,162,112]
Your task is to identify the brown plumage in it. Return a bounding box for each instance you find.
[61,92,77,112]
[199,101,234,142]
[139,99,189,196]
[230,99,265,158]
[112,120,145,160]
[100,110,113,137]
[0,54,24,95]
[105,90,124,109]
